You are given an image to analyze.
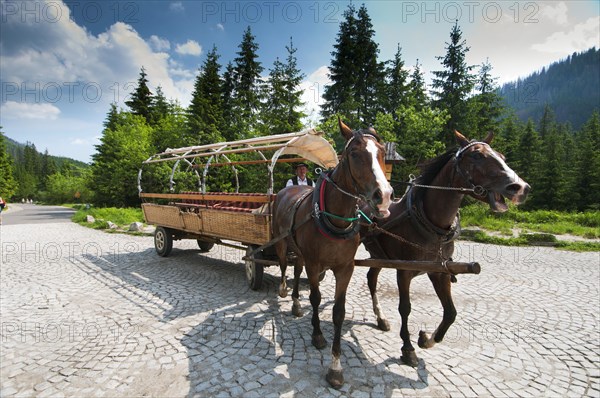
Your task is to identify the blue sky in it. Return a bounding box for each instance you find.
[1,0,599,163]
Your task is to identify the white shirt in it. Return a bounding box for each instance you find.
[286,177,311,187]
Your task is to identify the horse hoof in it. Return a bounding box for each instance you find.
[292,305,304,318]
[278,288,288,298]
[401,349,418,367]
[312,334,327,350]
[418,330,434,349]
[377,318,391,331]
[326,369,344,389]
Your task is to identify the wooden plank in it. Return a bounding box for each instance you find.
[354,259,481,275]
[140,193,274,203]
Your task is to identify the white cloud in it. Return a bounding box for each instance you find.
[148,35,171,51]
[169,2,184,12]
[70,138,87,145]
[540,1,569,26]
[532,16,600,54]
[300,66,331,127]
[175,40,202,56]
[1,101,61,120]
[0,1,194,108]
[217,23,225,31]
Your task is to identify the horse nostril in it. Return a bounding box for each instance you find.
[373,188,383,204]
[505,183,522,195]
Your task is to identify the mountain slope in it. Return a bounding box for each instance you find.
[500,47,600,130]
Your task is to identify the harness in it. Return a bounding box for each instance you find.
[311,170,362,240]
[361,144,492,277]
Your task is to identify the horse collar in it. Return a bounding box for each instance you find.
[312,171,361,241]
[407,186,461,244]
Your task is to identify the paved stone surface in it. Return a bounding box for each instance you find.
[1,222,599,397]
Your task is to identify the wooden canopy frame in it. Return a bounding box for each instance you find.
[138,129,338,195]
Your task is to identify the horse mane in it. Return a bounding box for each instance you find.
[415,147,457,186]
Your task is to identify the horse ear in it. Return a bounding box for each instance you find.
[483,131,494,144]
[338,117,353,141]
[454,130,469,147]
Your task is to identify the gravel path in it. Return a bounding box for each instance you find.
[1,221,599,397]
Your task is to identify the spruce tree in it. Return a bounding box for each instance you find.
[534,122,567,209]
[385,45,410,118]
[188,45,225,145]
[431,22,476,146]
[514,119,541,190]
[321,4,359,123]
[353,4,386,123]
[471,59,503,137]
[574,112,600,210]
[408,59,428,110]
[125,67,154,125]
[0,129,18,198]
[221,62,237,141]
[152,86,171,123]
[261,38,306,134]
[321,4,384,125]
[232,27,263,137]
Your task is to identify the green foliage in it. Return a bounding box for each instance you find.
[187,45,225,145]
[500,48,600,131]
[0,130,18,198]
[125,67,154,124]
[72,206,143,228]
[44,169,92,204]
[430,22,476,146]
[231,26,264,136]
[376,104,447,180]
[91,113,152,207]
[321,4,385,125]
[260,38,306,135]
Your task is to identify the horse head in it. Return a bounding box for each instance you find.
[454,130,530,212]
[338,119,393,218]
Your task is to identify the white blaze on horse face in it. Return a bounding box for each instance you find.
[488,148,527,187]
[366,139,393,217]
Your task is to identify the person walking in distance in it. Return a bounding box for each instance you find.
[0,197,6,225]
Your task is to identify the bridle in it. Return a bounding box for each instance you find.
[312,132,383,240]
[395,141,491,198]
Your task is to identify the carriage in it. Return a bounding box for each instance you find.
[138,128,480,291]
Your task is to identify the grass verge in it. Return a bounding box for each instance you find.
[69,205,144,230]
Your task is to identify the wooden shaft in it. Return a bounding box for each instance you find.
[354,259,481,275]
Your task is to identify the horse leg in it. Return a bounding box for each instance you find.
[418,273,456,349]
[275,241,288,298]
[367,267,390,331]
[308,268,327,350]
[291,260,304,317]
[326,264,353,389]
[397,271,418,367]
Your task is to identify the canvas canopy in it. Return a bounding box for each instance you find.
[138,129,338,194]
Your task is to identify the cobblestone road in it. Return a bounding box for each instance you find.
[1,221,599,397]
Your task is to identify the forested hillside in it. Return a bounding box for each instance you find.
[1,133,90,202]
[501,48,600,130]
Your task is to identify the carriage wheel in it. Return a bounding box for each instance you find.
[197,240,215,252]
[154,226,173,257]
[245,245,264,291]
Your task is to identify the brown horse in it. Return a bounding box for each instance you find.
[362,130,530,366]
[272,120,393,389]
